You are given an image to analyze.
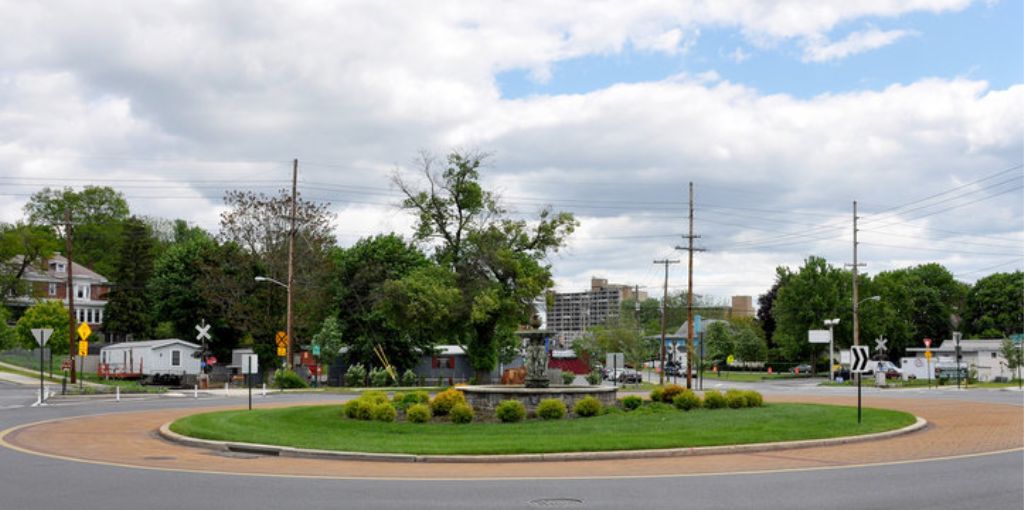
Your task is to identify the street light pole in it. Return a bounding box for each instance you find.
[825,318,840,381]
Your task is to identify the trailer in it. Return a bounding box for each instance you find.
[99,339,202,385]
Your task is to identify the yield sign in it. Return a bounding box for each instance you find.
[195,320,212,342]
[923,338,932,348]
[31,328,53,347]
[851,345,871,373]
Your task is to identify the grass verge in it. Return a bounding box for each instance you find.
[170,403,915,455]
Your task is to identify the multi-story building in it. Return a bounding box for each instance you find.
[547,277,646,347]
[4,254,110,328]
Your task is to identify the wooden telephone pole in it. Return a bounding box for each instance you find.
[653,259,679,386]
[675,182,704,389]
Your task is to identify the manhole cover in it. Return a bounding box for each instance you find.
[142,456,176,461]
[528,499,583,508]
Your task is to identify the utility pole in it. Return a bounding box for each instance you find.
[286,159,298,370]
[847,201,867,423]
[653,259,679,386]
[65,209,77,384]
[675,182,705,389]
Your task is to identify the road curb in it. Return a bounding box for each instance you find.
[159,416,928,464]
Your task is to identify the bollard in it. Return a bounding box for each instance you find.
[194,384,198,399]
[261,383,266,397]
[225,382,230,397]
[116,386,120,402]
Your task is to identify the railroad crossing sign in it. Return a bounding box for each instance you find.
[195,319,212,342]
[31,328,53,347]
[77,340,88,357]
[851,345,870,373]
[874,336,888,353]
[275,331,288,347]
[77,322,92,341]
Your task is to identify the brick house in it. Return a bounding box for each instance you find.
[4,254,111,328]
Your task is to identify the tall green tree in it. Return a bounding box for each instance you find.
[15,301,70,355]
[757,280,781,349]
[772,256,852,361]
[964,271,1023,337]
[867,263,967,358]
[328,234,430,370]
[23,186,130,278]
[103,217,157,342]
[392,151,577,382]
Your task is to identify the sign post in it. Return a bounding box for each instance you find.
[923,338,932,389]
[77,323,91,391]
[242,353,258,411]
[32,328,53,405]
[851,345,870,423]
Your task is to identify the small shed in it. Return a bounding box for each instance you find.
[99,339,202,383]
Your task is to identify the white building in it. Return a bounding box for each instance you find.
[5,254,110,327]
[99,339,202,382]
[906,338,1016,382]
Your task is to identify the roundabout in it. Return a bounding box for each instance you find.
[1,393,1020,480]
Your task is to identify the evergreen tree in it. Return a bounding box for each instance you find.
[103,217,155,342]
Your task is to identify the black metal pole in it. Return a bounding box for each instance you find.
[857,373,862,424]
[39,345,44,404]
[248,357,252,411]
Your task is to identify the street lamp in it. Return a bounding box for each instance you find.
[255,275,293,369]
[824,318,840,381]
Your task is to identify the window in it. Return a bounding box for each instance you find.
[171,350,181,367]
[76,285,88,299]
[50,262,66,274]
[48,283,57,296]
[991,352,997,359]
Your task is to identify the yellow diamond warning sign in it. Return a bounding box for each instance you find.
[77,322,92,341]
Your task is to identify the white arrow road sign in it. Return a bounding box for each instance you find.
[31,328,53,347]
[195,321,211,342]
[851,345,871,373]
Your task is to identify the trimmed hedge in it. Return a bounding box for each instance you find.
[496,400,526,423]
[702,390,727,409]
[449,403,474,424]
[537,398,567,420]
[672,389,702,411]
[574,396,602,417]
[621,395,643,411]
[430,388,466,416]
[406,403,431,423]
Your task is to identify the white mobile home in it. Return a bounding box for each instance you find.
[100,339,202,384]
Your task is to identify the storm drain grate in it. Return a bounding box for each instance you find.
[528,498,584,508]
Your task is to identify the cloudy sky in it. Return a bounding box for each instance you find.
[1,0,1021,302]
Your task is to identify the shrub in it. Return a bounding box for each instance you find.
[345,363,367,387]
[401,369,418,387]
[371,402,397,422]
[743,390,764,407]
[402,391,429,407]
[343,399,367,419]
[273,369,309,389]
[660,384,685,403]
[406,403,431,423]
[573,396,602,417]
[429,388,466,416]
[649,387,664,402]
[725,389,747,409]
[561,371,576,385]
[360,391,389,404]
[496,400,526,423]
[449,403,474,424]
[602,406,624,416]
[702,390,727,409]
[369,367,391,387]
[672,389,702,411]
[621,395,643,411]
[537,398,567,420]
[586,370,602,385]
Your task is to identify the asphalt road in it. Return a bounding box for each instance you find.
[1,381,1020,510]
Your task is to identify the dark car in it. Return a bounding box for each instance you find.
[792,364,814,375]
[614,369,643,384]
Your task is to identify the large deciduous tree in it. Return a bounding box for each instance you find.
[15,301,70,355]
[23,186,130,278]
[965,271,1024,337]
[0,223,59,299]
[103,217,156,342]
[391,151,577,382]
[772,256,852,361]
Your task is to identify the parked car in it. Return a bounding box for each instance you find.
[664,361,686,377]
[609,368,642,384]
[875,361,902,380]
[792,364,814,375]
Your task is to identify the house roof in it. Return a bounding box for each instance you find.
[101,339,201,351]
[15,254,108,282]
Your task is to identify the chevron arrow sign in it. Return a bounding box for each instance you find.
[851,345,871,373]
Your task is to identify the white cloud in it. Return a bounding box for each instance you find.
[802,28,916,62]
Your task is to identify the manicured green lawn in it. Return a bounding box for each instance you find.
[170,403,916,455]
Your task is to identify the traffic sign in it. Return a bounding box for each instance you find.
[923,338,932,348]
[241,354,258,374]
[277,346,287,357]
[808,330,830,344]
[875,336,888,353]
[312,344,321,356]
[77,322,92,341]
[726,354,735,365]
[31,328,53,347]
[207,356,218,366]
[61,358,72,371]
[78,340,88,357]
[195,320,212,342]
[275,331,288,347]
[925,351,932,360]
[851,345,870,373]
